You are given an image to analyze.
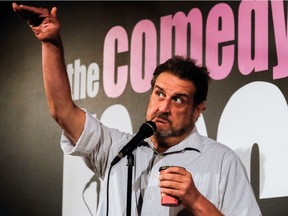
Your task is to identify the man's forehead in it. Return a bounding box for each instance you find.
[154,72,196,95]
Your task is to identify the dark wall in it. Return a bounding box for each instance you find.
[1,1,288,215]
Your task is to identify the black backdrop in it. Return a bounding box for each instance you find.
[1,1,288,215]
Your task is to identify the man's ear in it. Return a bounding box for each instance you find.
[193,102,206,122]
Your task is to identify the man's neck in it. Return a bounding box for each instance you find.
[150,130,193,154]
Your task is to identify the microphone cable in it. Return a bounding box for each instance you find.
[106,165,113,216]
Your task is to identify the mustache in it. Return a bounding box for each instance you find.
[149,111,170,122]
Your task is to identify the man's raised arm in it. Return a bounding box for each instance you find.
[12,3,85,144]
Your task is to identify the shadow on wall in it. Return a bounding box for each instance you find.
[82,174,101,216]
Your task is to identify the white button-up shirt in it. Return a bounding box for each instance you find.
[61,111,262,216]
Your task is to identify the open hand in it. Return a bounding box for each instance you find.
[12,2,60,42]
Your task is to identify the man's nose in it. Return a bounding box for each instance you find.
[158,99,171,113]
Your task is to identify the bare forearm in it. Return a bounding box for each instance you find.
[42,38,71,116]
[42,39,85,143]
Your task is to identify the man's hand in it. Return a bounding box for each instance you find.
[159,166,223,215]
[12,3,60,43]
[159,166,200,208]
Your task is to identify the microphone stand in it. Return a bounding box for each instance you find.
[126,153,134,216]
[110,121,156,216]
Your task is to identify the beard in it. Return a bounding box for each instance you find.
[155,114,194,138]
[155,127,188,138]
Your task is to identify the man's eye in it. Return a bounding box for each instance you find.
[175,97,183,104]
[173,96,185,104]
[157,91,165,98]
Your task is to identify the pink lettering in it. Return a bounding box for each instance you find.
[130,20,157,93]
[271,0,288,79]
[238,0,268,75]
[206,3,235,80]
[160,9,203,64]
[103,26,129,98]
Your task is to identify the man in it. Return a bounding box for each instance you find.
[13,3,262,215]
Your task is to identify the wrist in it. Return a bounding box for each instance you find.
[41,35,62,48]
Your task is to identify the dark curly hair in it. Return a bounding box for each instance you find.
[151,56,211,107]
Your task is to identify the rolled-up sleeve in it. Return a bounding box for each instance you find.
[59,110,132,178]
[60,111,101,156]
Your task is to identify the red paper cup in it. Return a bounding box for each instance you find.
[159,166,181,207]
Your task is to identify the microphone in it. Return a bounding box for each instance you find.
[110,121,157,166]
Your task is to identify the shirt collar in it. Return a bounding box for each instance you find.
[145,126,204,155]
